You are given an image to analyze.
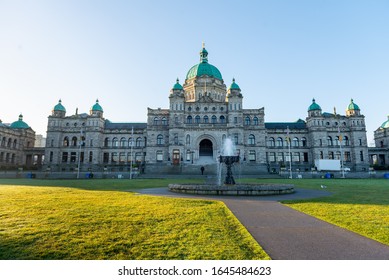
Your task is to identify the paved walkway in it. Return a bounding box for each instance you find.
[137,188,389,260]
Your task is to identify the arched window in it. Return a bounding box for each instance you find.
[72,137,77,147]
[1,137,6,147]
[253,117,259,125]
[63,137,69,147]
[186,135,190,145]
[187,116,192,124]
[320,151,324,159]
[248,134,255,145]
[245,116,251,125]
[268,137,275,147]
[153,117,159,125]
[136,137,142,147]
[335,136,340,146]
[161,118,167,125]
[276,137,283,147]
[219,115,225,123]
[211,115,217,123]
[104,137,109,147]
[7,138,12,147]
[195,115,200,123]
[13,139,17,149]
[128,137,133,147]
[301,137,307,147]
[157,134,164,145]
[203,115,209,123]
[112,137,118,147]
[292,137,299,147]
[120,137,126,147]
[344,136,349,146]
[327,136,333,146]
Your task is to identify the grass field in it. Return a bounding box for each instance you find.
[1,177,389,260]
[0,179,269,260]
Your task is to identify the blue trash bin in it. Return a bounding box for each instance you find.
[384,173,389,179]
[325,173,331,179]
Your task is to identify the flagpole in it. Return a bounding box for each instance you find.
[130,127,134,180]
[77,129,83,179]
[287,126,292,179]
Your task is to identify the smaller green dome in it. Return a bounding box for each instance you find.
[91,99,103,112]
[10,114,30,129]
[172,78,183,90]
[308,98,321,111]
[347,98,360,111]
[228,78,241,90]
[380,115,389,129]
[54,99,66,112]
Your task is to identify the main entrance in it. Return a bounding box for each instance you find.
[199,139,213,157]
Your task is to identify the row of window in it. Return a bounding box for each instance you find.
[0,152,16,163]
[267,152,309,163]
[1,137,18,149]
[58,151,145,164]
[268,137,307,147]
[60,136,147,148]
[318,151,364,162]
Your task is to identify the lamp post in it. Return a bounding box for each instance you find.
[334,107,345,178]
[77,130,84,179]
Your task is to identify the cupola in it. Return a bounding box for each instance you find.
[52,99,66,117]
[346,98,361,116]
[10,114,30,129]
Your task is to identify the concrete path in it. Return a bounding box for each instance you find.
[137,188,389,260]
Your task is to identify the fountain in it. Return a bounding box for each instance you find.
[219,138,239,185]
[169,138,294,196]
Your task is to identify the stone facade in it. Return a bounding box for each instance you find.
[43,46,372,174]
[369,115,389,167]
[0,115,37,169]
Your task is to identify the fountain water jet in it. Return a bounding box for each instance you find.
[169,138,295,196]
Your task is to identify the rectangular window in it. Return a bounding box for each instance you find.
[359,139,363,146]
[186,150,191,161]
[127,152,133,163]
[70,152,77,163]
[234,117,238,124]
[111,152,118,163]
[303,152,308,162]
[80,152,84,163]
[344,152,351,162]
[156,151,163,162]
[285,152,291,162]
[328,152,334,159]
[49,151,53,162]
[62,152,68,163]
[269,152,276,162]
[135,152,142,162]
[293,152,300,162]
[234,133,239,145]
[119,152,126,163]
[360,151,364,162]
[249,150,256,161]
[277,152,283,162]
[89,151,93,162]
[103,153,109,163]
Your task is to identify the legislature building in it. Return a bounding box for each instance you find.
[42,45,375,175]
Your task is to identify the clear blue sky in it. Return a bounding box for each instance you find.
[1,0,388,145]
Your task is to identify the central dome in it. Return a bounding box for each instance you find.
[186,46,222,80]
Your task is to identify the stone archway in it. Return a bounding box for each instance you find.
[199,139,213,157]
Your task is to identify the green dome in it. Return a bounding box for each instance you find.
[228,78,240,90]
[380,116,389,129]
[91,99,103,112]
[308,98,321,111]
[53,99,66,112]
[347,98,360,111]
[172,78,183,90]
[186,46,223,80]
[10,114,30,129]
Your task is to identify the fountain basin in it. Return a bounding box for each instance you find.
[168,183,295,196]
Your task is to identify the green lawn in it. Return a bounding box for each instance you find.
[2,177,389,260]
[242,178,389,246]
[0,179,269,260]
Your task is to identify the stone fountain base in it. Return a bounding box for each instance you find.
[168,183,294,196]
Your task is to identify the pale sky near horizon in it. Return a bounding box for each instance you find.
[1,0,388,145]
